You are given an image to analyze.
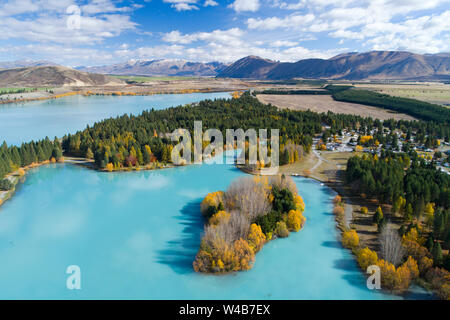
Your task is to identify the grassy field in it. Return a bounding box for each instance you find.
[353,83,450,106]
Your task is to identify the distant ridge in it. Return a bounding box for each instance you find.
[2,50,449,82]
[217,56,278,79]
[77,59,228,77]
[217,51,450,80]
[0,60,59,69]
[0,66,125,87]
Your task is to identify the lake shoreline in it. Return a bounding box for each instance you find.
[0,159,64,209]
[237,156,438,299]
[0,87,236,105]
[0,149,434,299]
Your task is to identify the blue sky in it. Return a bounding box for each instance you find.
[0,0,449,66]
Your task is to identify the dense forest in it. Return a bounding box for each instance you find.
[61,93,449,171]
[346,152,450,250]
[0,138,63,189]
[62,93,322,169]
[347,152,449,208]
[333,89,450,124]
[346,151,450,298]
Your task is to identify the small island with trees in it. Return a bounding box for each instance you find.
[193,175,305,273]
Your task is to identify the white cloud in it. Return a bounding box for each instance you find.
[163,0,199,11]
[363,11,450,53]
[270,40,299,47]
[147,38,343,62]
[0,14,136,44]
[0,0,137,44]
[229,0,260,12]
[162,28,244,44]
[204,0,218,6]
[0,43,115,66]
[247,1,450,53]
[247,13,315,30]
[271,0,305,10]
[81,0,138,14]
[1,0,449,66]
[329,29,364,40]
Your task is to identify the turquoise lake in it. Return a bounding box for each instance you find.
[0,92,230,146]
[0,95,433,299]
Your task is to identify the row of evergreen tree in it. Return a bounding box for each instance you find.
[347,151,449,209]
[0,138,63,182]
[333,88,450,124]
[346,151,450,251]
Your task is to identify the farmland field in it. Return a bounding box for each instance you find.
[353,83,450,106]
[256,94,417,121]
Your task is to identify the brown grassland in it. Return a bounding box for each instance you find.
[256,94,417,121]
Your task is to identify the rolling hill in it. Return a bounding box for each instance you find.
[0,60,59,69]
[0,66,125,87]
[217,51,450,80]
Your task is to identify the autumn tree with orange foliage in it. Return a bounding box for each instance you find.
[333,195,342,204]
[357,247,378,271]
[194,175,306,273]
[106,163,114,172]
[342,229,359,249]
[286,209,305,232]
[247,223,266,253]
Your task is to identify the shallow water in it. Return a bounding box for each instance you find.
[0,92,230,145]
[0,154,431,299]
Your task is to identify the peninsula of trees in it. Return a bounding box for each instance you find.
[61,93,449,172]
[0,138,63,191]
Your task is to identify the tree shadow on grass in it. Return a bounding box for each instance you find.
[155,199,205,274]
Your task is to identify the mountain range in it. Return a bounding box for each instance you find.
[0,51,449,85]
[217,51,450,80]
[0,60,59,69]
[0,66,124,87]
[76,59,227,77]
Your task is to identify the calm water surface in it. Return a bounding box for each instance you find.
[0,157,432,299]
[0,92,230,145]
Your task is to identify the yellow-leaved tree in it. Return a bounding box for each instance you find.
[342,229,359,249]
[247,224,266,253]
[209,210,230,226]
[286,209,305,232]
[200,191,224,216]
[357,247,378,270]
